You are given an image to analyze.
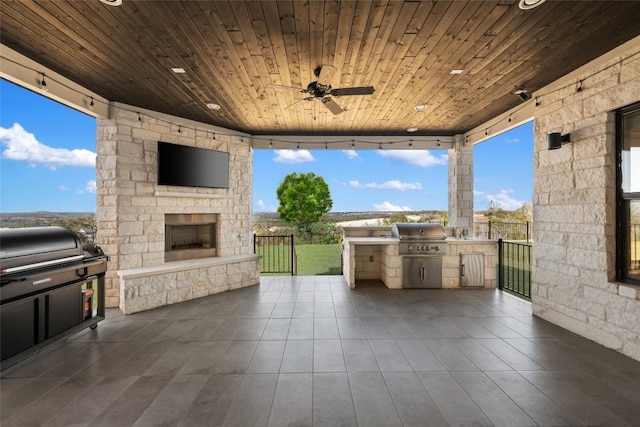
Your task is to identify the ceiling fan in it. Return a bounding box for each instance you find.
[267,65,375,115]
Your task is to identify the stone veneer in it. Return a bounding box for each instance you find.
[448,137,474,231]
[96,104,260,313]
[532,37,640,360]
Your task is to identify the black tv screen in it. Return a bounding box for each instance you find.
[157,141,229,189]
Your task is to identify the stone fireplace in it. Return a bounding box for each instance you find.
[164,214,217,262]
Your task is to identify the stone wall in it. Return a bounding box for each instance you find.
[96,105,260,312]
[448,137,474,231]
[532,38,640,360]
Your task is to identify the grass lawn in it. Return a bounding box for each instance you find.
[294,244,342,275]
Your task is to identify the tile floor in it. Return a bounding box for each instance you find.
[2,276,640,426]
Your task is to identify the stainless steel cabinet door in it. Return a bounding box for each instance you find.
[402,257,424,288]
[460,253,484,287]
[401,257,442,288]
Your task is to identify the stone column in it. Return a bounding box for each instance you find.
[448,136,474,231]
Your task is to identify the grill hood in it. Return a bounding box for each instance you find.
[391,223,447,241]
[0,227,84,273]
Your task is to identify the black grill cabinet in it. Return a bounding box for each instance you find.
[0,227,108,370]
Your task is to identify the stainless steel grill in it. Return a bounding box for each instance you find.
[391,223,447,289]
[391,223,448,255]
[0,227,108,367]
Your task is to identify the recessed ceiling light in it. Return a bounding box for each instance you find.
[99,0,122,6]
[414,104,427,112]
[518,0,546,10]
[171,67,186,74]
[450,69,464,75]
[206,103,221,110]
[407,127,418,133]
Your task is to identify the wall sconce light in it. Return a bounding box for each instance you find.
[515,88,528,101]
[548,132,571,150]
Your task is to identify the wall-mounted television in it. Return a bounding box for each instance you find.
[157,141,229,189]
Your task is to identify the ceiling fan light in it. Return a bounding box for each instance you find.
[518,0,546,10]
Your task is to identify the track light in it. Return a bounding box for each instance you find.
[577,80,583,93]
[40,74,47,91]
[535,97,540,107]
[269,140,272,148]
[138,112,142,122]
[548,132,571,150]
[89,97,94,111]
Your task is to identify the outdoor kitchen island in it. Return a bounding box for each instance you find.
[342,225,497,290]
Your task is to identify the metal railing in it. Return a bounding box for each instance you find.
[253,234,296,275]
[498,238,532,300]
[631,224,640,270]
[474,221,531,242]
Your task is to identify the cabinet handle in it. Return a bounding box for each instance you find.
[461,264,465,277]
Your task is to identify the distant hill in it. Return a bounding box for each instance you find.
[0,212,94,229]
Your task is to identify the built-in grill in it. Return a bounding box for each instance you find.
[0,227,108,367]
[391,223,448,288]
[391,222,448,255]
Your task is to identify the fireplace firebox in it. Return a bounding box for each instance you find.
[165,214,217,262]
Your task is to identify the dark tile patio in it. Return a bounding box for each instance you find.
[2,276,640,426]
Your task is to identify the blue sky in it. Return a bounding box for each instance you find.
[1,78,533,213]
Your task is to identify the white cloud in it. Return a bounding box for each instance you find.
[58,185,69,191]
[0,123,96,169]
[373,201,412,211]
[505,138,520,144]
[257,199,266,210]
[350,180,422,191]
[342,150,360,159]
[484,189,525,210]
[473,190,485,196]
[377,150,448,167]
[273,149,314,164]
[86,180,97,193]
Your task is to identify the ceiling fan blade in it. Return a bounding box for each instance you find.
[267,83,306,92]
[321,97,343,115]
[330,86,375,96]
[284,97,314,110]
[317,65,337,87]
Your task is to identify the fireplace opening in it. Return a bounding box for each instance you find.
[165,214,217,262]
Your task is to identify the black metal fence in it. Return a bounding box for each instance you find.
[631,224,640,270]
[253,234,296,275]
[474,221,531,242]
[498,238,532,300]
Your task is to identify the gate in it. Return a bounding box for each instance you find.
[253,234,296,275]
[498,238,532,300]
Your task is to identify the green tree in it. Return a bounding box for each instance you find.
[50,214,97,244]
[276,172,333,236]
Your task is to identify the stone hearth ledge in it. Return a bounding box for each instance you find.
[117,254,261,314]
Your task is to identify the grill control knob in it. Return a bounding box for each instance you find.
[434,246,439,251]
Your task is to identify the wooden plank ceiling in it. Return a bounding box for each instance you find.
[2,0,640,135]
